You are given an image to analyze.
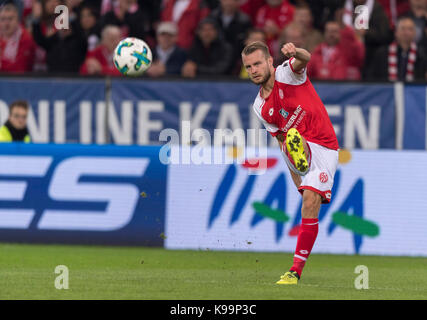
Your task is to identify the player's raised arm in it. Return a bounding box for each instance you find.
[281,43,311,73]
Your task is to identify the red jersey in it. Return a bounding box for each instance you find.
[308,26,365,81]
[161,0,209,49]
[255,1,294,31]
[0,26,36,72]
[252,57,339,151]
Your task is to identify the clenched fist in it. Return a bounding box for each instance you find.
[281,43,297,58]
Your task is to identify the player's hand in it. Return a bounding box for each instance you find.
[281,43,297,59]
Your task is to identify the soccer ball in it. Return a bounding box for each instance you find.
[113,37,152,76]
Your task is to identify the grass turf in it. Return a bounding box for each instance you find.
[0,243,426,300]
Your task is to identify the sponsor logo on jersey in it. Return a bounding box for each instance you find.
[282,105,303,132]
[279,108,288,119]
[279,89,284,99]
[269,108,274,116]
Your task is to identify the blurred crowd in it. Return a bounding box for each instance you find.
[0,0,426,82]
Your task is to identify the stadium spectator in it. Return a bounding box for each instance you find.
[5,0,24,20]
[308,20,365,80]
[30,0,62,72]
[377,0,410,28]
[101,0,117,13]
[303,0,343,31]
[32,5,87,73]
[244,28,266,45]
[79,5,101,51]
[161,0,210,49]
[339,0,392,78]
[208,0,252,73]
[98,0,161,44]
[1,1,26,21]
[101,0,161,42]
[255,0,295,54]
[275,23,304,65]
[137,0,163,41]
[64,0,84,21]
[204,0,220,10]
[146,22,187,77]
[0,3,36,72]
[181,17,232,77]
[21,0,33,22]
[291,4,323,53]
[239,28,266,78]
[99,0,147,40]
[102,0,161,17]
[240,0,265,24]
[366,16,427,82]
[0,100,31,143]
[80,25,121,76]
[402,0,427,45]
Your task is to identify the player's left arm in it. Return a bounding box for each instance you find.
[281,43,311,73]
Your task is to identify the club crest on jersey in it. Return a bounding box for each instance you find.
[319,172,328,183]
[279,108,288,119]
[269,108,274,116]
[279,89,284,99]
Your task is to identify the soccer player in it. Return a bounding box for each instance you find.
[242,41,339,285]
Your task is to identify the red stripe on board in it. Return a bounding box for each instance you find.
[242,158,278,170]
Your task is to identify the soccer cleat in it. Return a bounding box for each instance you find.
[286,128,309,175]
[276,271,300,285]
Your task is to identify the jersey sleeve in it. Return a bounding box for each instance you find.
[252,96,280,136]
[275,57,307,85]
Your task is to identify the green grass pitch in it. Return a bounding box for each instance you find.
[0,243,426,300]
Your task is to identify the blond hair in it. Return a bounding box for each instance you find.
[241,41,270,58]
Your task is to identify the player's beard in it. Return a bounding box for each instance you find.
[251,69,271,85]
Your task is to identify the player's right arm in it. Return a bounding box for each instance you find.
[281,43,311,72]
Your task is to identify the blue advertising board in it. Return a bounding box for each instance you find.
[0,78,105,144]
[0,143,167,245]
[313,83,395,149]
[110,80,257,144]
[0,77,424,149]
[111,80,396,149]
[403,84,427,149]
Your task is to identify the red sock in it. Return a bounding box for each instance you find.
[290,218,319,277]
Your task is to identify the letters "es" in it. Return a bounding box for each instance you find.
[0,156,149,231]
